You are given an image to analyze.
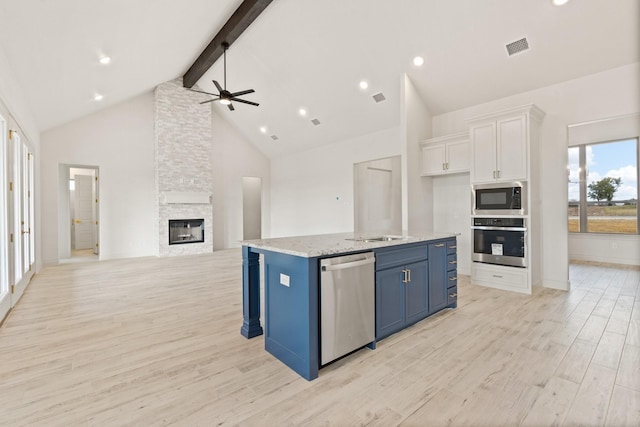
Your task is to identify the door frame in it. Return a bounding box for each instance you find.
[59,164,100,261]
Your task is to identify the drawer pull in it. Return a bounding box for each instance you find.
[434,243,445,248]
[492,274,503,278]
[449,293,457,298]
[449,260,457,265]
[449,277,457,281]
[449,245,457,249]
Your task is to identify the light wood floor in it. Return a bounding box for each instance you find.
[1,251,638,426]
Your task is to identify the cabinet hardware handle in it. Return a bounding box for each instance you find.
[449,260,457,265]
[434,243,445,247]
[493,171,496,179]
[402,269,407,283]
[449,293,457,298]
[497,170,500,178]
[492,274,503,278]
[449,277,457,281]
[450,245,457,249]
[442,162,446,170]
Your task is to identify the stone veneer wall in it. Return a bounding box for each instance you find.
[155,78,213,256]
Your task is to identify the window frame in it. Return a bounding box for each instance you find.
[568,137,639,235]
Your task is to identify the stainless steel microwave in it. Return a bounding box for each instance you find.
[472,182,527,216]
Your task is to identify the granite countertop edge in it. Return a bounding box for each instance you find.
[241,232,456,258]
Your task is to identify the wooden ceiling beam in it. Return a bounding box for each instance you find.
[182,0,273,88]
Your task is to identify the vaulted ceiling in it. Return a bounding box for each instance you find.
[0,0,638,158]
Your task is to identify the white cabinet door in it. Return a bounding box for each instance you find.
[421,144,446,175]
[497,115,527,181]
[446,140,469,174]
[471,122,497,183]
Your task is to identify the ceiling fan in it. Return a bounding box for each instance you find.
[189,42,258,111]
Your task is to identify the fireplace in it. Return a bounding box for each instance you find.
[168,219,204,245]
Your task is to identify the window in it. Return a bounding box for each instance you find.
[568,138,638,234]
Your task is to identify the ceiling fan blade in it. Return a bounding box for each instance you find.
[189,88,219,97]
[229,89,255,97]
[232,98,259,107]
[212,80,224,92]
[227,103,235,111]
[199,98,220,104]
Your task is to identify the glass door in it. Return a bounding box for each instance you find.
[0,112,9,320]
[9,129,33,306]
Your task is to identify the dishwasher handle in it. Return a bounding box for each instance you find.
[321,257,375,272]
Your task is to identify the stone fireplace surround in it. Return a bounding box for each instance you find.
[155,78,213,257]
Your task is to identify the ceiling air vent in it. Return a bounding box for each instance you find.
[270,134,279,141]
[506,37,529,56]
[311,118,321,126]
[372,92,386,103]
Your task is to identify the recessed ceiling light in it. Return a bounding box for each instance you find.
[359,80,368,90]
[99,56,111,65]
[413,56,424,67]
[259,126,267,133]
[552,0,569,5]
[93,93,104,101]
[298,108,307,117]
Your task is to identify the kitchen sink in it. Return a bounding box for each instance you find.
[347,235,406,243]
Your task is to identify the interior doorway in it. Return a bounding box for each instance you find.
[242,177,262,240]
[62,166,99,263]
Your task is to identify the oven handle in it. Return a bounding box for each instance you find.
[471,226,527,231]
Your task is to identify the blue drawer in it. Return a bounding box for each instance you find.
[447,270,457,288]
[447,240,457,255]
[375,245,428,271]
[447,253,457,271]
[448,286,458,304]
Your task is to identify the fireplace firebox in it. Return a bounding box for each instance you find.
[169,219,204,245]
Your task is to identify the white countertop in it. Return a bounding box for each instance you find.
[241,232,455,258]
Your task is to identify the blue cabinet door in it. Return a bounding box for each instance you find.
[375,266,405,340]
[428,241,448,313]
[404,260,429,325]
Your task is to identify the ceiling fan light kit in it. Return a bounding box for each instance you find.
[189,42,258,111]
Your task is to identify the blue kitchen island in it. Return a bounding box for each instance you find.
[241,232,458,380]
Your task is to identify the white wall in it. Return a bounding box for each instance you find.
[211,109,271,248]
[432,62,640,287]
[41,91,157,263]
[401,74,434,236]
[270,126,401,237]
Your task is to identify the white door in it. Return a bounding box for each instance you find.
[446,140,470,174]
[0,112,9,320]
[421,144,445,175]
[74,174,95,250]
[10,130,33,307]
[496,115,527,181]
[471,122,497,183]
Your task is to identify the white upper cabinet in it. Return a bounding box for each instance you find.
[420,132,469,176]
[468,105,544,184]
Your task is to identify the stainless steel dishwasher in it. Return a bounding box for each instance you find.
[320,252,375,365]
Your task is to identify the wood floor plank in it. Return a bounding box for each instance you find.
[520,375,579,426]
[616,344,640,392]
[564,363,618,426]
[605,385,640,426]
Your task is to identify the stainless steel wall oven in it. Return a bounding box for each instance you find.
[472,217,526,268]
